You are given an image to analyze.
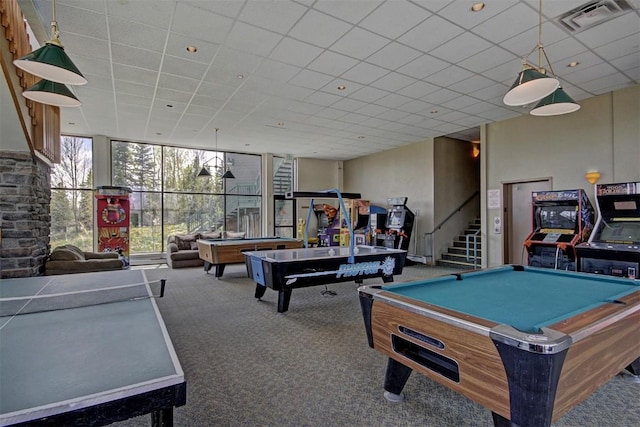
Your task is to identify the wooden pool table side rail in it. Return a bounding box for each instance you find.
[370,298,512,421]
[552,306,640,420]
[197,239,304,267]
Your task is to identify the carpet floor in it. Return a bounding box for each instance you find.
[114,262,639,427]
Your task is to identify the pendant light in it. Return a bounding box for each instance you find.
[530,87,581,116]
[503,0,578,116]
[14,0,87,86]
[197,128,235,179]
[22,79,81,107]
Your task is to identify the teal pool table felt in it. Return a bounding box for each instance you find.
[382,266,639,333]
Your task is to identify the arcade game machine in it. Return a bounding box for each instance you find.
[342,199,370,246]
[95,186,132,267]
[382,197,415,252]
[524,189,595,270]
[577,182,640,279]
[368,205,387,246]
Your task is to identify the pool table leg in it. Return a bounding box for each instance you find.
[204,261,212,272]
[493,340,568,427]
[626,357,640,376]
[383,358,412,401]
[215,264,226,278]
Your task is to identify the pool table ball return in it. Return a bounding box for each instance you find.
[358,265,640,427]
[197,237,303,278]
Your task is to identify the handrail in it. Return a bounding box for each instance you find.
[424,191,479,266]
[465,229,481,269]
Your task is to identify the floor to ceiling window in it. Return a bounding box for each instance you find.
[50,136,94,251]
[273,156,295,238]
[111,141,261,254]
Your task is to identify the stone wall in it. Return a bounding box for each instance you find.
[0,151,51,278]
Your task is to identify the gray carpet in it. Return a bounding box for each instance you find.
[115,263,639,427]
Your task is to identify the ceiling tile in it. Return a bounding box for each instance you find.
[238,0,307,34]
[288,9,352,48]
[330,27,390,60]
[224,21,283,56]
[370,72,417,92]
[340,62,389,85]
[398,15,464,52]
[359,0,431,39]
[312,0,384,24]
[366,42,422,69]
[307,51,360,76]
[397,54,449,79]
[171,3,234,44]
[268,37,324,67]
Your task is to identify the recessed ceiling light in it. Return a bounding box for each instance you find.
[567,61,580,68]
[237,74,245,79]
[470,3,485,12]
[337,85,346,91]
[357,136,365,139]
[245,143,250,146]
[430,109,438,114]
[186,46,198,53]
[166,104,173,108]
[156,132,162,135]
[68,122,75,125]
[277,122,285,127]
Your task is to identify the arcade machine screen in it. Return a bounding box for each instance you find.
[598,221,640,242]
[535,205,578,241]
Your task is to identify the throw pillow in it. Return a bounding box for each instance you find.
[200,232,222,240]
[224,231,246,239]
[190,241,198,250]
[174,234,198,251]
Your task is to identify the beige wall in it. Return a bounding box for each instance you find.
[343,140,435,256]
[483,84,640,267]
[294,158,344,231]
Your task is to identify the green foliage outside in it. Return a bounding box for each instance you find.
[51,137,268,254]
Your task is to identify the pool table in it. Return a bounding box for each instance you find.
[358,265,640,427]
[245,245,406,313]
[197,237,303,278]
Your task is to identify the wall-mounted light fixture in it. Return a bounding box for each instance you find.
[585,171,601,185]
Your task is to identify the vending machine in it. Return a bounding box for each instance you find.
[95,186,132,267]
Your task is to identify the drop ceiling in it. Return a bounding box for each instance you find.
[19,0,639,160]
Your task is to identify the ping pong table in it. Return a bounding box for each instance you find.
[0,269,186,426]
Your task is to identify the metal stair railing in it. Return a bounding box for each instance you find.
[465,229,481,269]
[424,191,479,266]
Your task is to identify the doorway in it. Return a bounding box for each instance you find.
[503,179,552,264]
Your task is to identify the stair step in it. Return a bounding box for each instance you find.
[442,252,481,262]
[436,259,480,270]
[447,246,482,256]
[453,240,482,248]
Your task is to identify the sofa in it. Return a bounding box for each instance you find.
[166,231,246,268]
[45,244,125,275]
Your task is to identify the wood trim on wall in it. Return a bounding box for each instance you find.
[0,0,59,163]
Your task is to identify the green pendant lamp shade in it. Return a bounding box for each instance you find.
[503,67,559,106]
[22,79,81,107]
[530,88,581,116]
[14,42,87,86]
[222,167,235,179]
[197,166,212,178]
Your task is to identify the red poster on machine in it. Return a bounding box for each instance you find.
[95,186,132,268]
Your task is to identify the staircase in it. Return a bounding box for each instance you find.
[437,218,482,269]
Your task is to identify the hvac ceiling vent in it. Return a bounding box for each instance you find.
[556,0,633,33]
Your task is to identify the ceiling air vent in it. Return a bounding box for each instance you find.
[556,0,633,33]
